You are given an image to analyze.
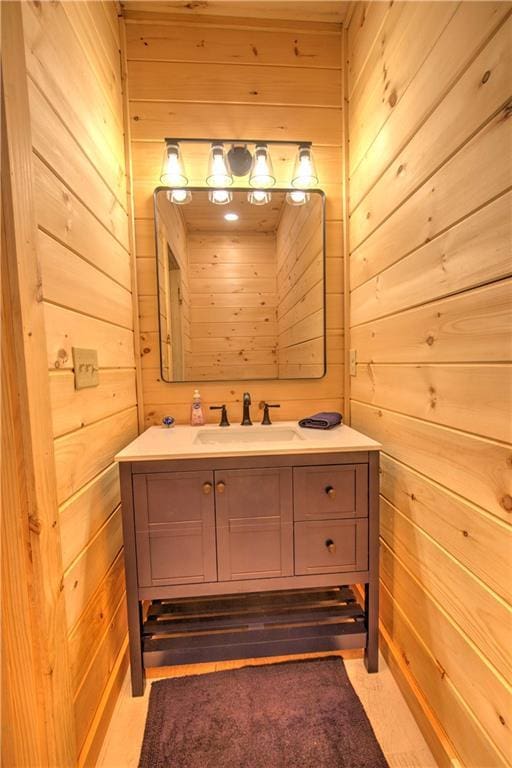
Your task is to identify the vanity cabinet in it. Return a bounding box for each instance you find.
[119,445,380,696]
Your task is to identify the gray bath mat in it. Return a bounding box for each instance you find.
[138,657,389,767]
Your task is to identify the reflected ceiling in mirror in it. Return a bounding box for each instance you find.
[154,187,325,382]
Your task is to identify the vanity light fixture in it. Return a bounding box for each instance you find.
[167,189,192,205]
[208,189,233,205]
[160,141,188,186]
[249,143,276,188]
[248,189,272,206]
[224,212,239,221]
[286,190,310,206]
[291,143,318,188]
[162,138,318,198]
[206,142,233,187]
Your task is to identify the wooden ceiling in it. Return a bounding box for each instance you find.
[121,2,350,25]
[178,190,287,232]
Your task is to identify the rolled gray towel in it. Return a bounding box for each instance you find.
[298,412,343,430]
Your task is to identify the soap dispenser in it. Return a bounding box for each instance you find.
[190,388,205,426]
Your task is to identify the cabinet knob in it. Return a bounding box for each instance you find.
[202,481,213,495]
[216,481,226,494]
[325,538,336,553]
[325,485,336,499]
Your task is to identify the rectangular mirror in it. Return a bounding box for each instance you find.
[154,187,325,382]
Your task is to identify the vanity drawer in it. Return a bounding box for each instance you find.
[294,519,368,575]
[293,464,368,521]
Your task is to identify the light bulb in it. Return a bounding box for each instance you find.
[249,143,276,188]
[286,190,310,206]
[208,189,233,205]
[167,189,192,205]
[291,144,318,189]
[206,142,233,187]
[224,212,239,221]
[248,190,271,206]
[160,142,188,186]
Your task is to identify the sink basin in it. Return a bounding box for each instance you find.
[194,426,305,445]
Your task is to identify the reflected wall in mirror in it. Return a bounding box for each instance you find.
[154,188,325,382]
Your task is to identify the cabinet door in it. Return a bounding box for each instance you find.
[133,471,217,587]
[215,467,293,581]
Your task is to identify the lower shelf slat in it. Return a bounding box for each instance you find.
[141,585,365,667]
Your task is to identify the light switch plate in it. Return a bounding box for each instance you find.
[350,349,357,377]
[72,347,99,390]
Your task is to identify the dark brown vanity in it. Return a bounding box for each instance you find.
[117,424,380,695]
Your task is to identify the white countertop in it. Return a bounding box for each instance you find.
[115,421,381,462]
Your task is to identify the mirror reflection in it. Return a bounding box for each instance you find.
[155,188,325,382]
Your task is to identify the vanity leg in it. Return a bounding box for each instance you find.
[365,450,380,673]
[364,581,378,672]
[127,598,145,696]
[120,463,146,696]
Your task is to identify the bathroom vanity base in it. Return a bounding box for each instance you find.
[142,586,367,668]
[118,446,380,696]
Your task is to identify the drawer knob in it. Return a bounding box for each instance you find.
[216,481,226,494]
[202,482,213,495]
[325,539,336,553]
[325,485,336,499]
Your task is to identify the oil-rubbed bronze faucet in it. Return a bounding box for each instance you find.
[259,401,280,425]
[210,404,230,427]
[241,392,252,425]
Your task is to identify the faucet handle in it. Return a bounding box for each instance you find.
[210,404,230,427]
[259,401,280,425]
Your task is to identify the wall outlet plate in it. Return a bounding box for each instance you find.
[72,347,99,390]
[350,349,357,377]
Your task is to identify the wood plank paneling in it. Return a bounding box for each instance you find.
[349,2,510,209]
[45,303,135,371]
[347,6,512,766]
[130,101,343,145]
[50,370,137,438]
[128,59,341,106]
[352,279,512,365]
[126,22,342,68]
[21,2,137,761]
[351,107,512,289]
[122,2,350,25]
[22,0,127,202]
[349,17,512,250]
[54,407,138,505]
[67,554,126,695]
[351,193,512,327]
[380,581,509,768]
[188,233,278,380]
[127,12,344,423]
[380,455,512,605]
[352,363,511,443]
[2,4,77,763]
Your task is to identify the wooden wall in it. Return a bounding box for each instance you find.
[155,193,191,380]
[125,11,344,424]
[187,231,278,381]
[347,3,512,766]
[20,1,138,764]
[276,197,324,378]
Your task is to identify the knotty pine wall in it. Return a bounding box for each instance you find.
[21,1,138,763]
[125,11,344,424]
[187,232,279,381]
[156,193,191,380]
[276,198,324,378]
[347,3,512,766]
